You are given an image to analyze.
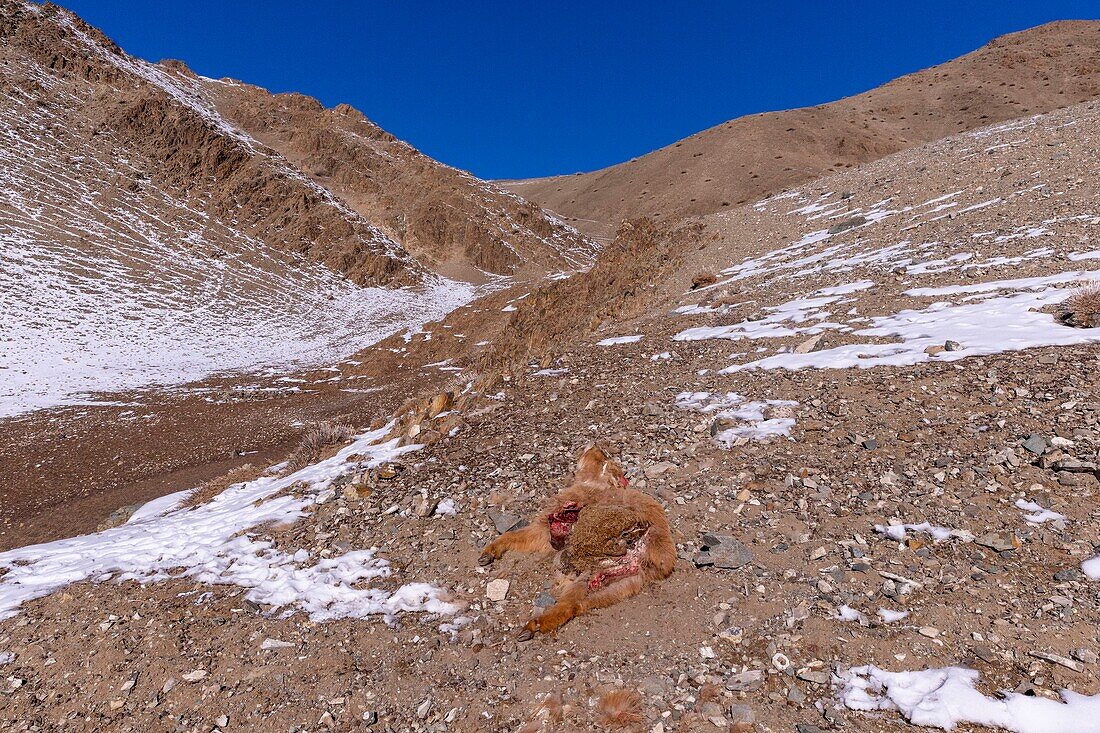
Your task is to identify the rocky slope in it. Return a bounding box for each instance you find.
[504,20,1100,237]
[0,0,594,417]
[2,90,1098,733]
[198,74,595,279]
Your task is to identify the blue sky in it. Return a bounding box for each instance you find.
[55,1,1100,180]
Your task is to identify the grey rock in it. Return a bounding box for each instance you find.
[534,592,556,608]
[796,669,830,685]
[796,724,824,733]
[1021,434,1048,455]
[725,669,763,691]
[645,461,677,478]
[972,644,997,663]
[695,534,754,569]
[1055,457,1098,474]
[828,216,867,234]
[728,703,755,725]
[1054,568,1081,582]
[944,339,963,352]
[976,532,1020,553]
[487,509,524,534]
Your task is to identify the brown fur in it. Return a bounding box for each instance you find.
[479,446,675,636]
[597,688,643,729]
[561,504,647,574]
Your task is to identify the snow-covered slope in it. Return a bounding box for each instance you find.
[0,1,589,417]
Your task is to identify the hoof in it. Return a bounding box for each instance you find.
[517,628,534,642]
[478,553,494,566]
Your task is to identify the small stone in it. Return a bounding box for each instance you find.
[943,340,962,351]
[534,592,556,608]
[725,669,763,691]
[828,215,867,234]
[1030,650,1085,672]
[794,334,825,354]
[486,579,510,602]
[976,532,1021,553]
[796,669,830,685]
[215,715,229,727]
[919,627,940,639]
[1021,434,1048,455]
[728,704,755,727]
[1054,568,1081,582]
[786,685,806,705]
[416,698,432,719]
[645,461,677,478]
[181,670,207,683]
[694,534,753,569]
[861,437,878,450]
[796,724,824,733]
[1071,648,1098,665]
[487,509,524,534]
[109,699,125,711]
[1055,457,1098,473]
[261,638,294,650]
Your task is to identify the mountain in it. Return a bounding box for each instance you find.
[0,0,594,416]
[504,20,1100,236]
[4,92,1100,731]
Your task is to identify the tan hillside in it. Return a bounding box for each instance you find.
[197,74,596,279]
[504,20,1100,236]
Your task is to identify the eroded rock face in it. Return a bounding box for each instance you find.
[0,0,597,291]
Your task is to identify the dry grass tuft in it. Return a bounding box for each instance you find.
[1060,283,1100,328]
[285,421,353,473]
[691,271,718,289]
[596,688,643,729]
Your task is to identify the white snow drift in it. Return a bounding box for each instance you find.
[838,665,1100,733]
[0,424,457,624]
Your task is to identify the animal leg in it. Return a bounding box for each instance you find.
[520,580,588,638]
[479,521,551,565]
[578,574,644,613]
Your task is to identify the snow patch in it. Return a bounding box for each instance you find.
[723,271,1100,373]
[675,391,797,444]
[878,608,909,623]
[875,522,972,543]
[1014,499,1065,525]
[1083,556,1100,580]
[0,424,457,624]
[596,335,643,346]
[837,665,1100,733]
